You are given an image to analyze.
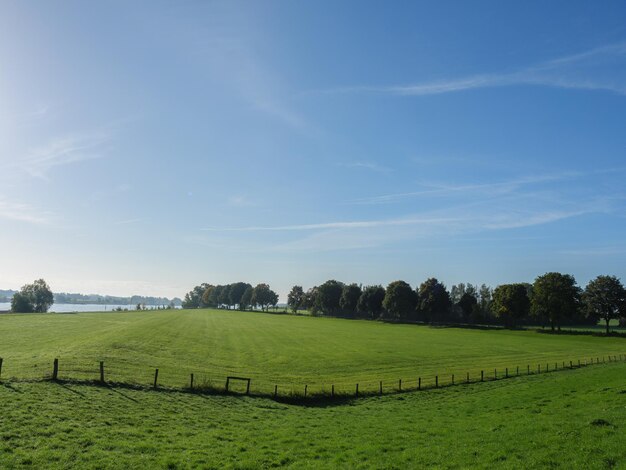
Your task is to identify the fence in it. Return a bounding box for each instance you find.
[0,353,624,401]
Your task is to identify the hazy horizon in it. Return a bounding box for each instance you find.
[2,1,626,300]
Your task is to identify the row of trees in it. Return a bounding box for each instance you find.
[286,273,626,333]
[182,282,279,312]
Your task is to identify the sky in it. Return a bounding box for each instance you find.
[1,0,626,300]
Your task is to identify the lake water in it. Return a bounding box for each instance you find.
[0,303,177,313]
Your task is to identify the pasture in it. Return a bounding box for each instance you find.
[0,308,624,396]
[0,362,624,468]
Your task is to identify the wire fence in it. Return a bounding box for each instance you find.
[1,352,624,401]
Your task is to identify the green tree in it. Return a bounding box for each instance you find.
[240,285,253,311]
[219,285,231,309]
[182,283,210,308]
[382,281,416,320]
[457,292,478,322]
[583,275,626,334]
[531,272,581,332]
[10,292,34,313]
[251,283,278,311]
[201,285,216,308]
[340,283,362,316]
[417,278,451,322]
[287,285,305,314]
[229,282,252,310]
[491,284,530,328]
[315,280,344,315]
[357,285,386,319]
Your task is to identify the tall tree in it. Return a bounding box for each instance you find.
[417,278,451,322]
[457,292,478,322]
[201,285,216,308]
[240,285,254,311]
[182,283,211,308]
[357,285,386,319]
[229,282,252,310]
[531,272,581,332]
[11,279,54,313]
[340,283,362,316]
[383,281,416,320]
[287,285,305,314]
[491,284,530,328]
[251,283,278,311]
[219,285,231,309]
[583,275,626,334]
[315,280,344,315]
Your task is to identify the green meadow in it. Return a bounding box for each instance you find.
[1,362,624,469]
[0,309,624,396]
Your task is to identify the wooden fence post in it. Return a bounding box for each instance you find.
[399,379,402,391]
[153,369,159,389]
[331,384,334,397]
[570,360,573,369]
[451,374,454,385]
[435,375,439,388]
[546,363,549,372]
[225,377,230,392]
[53,358,59,381]
[527,365,529,375]
[578,359,580,367]
[505,368,508,378]
[516,366,519,376]
[190,373,194,390]
[466,372,469,383]
[481,370,484,382]
[304,385,307,397]
[100,361,105,383]
[274,385,278,398]
[379,381,383,395]
[246,379,250,395]
[355,383,359,397]
[418,377,421,390]
[0,357,3,380]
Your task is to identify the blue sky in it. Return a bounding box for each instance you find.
[1,1,626,299]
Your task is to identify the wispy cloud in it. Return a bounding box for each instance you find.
[21,132,110,180]
[318,41,626,97]
[0,198,52,224]
[338,161,393,173]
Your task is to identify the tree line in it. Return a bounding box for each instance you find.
[283,273,626,334]
[182,282,279,312]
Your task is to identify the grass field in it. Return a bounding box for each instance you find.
[1,362,624,468]
[0,309,624,396]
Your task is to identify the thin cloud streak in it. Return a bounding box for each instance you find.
[0,198,51,224]
[21,132,110,180]
[318,41,626,97]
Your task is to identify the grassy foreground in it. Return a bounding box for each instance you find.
[0,362,624,468]
[0,309,624,395]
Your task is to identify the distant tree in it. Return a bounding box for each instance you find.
[136,303,142,311]
[182,283,210,309]
[457,292,478,322]
[209,285,223,307]
[417,278,451,322]
[450,283,466,304]
[219,285,231,309]
[251,283,278,311]
[240,285,253,311]
[302,287,319,314]
[357,285,386,319]
[11,279,53,313]
[583,275,626,334]
[382,281,416,320]
[340,283,362,316]
[229,282,252,310]
[10,292,34,313]
[491,284,530,328]
[315,280,344,315]
[287,285,305,314]
[478,284,493,322]
[531,272,581,332]
[201,285,216,308]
